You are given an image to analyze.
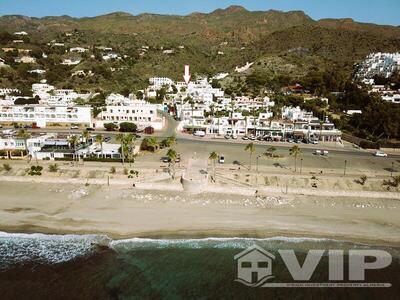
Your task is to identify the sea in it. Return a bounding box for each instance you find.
[0,232,399,300]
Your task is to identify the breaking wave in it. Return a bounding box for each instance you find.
[1,232,397,268]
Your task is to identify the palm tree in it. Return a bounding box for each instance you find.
[209,151,218,178]
[165,135,177,147]
[266,146,277,157]
[124,133,136,166]
[245,143,255,170]
[289,145,302,172]
[95,134,105,158]
[82,130,90,144]
[166,148,178,179]
[116,133,126,165]
[17,129,31,162]
[319,120,324,142]
[145,137,159,152]
[68,135,79,164]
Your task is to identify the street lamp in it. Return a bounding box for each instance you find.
[344,160,347,177]
[391,162,394,177]
[300,158,303,174]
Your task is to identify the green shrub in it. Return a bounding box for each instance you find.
[3,163,11,171]
[28,165,43,176]
[110,166,116,174]
[48,164,59,173]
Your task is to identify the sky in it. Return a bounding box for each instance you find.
[0,0,399,26]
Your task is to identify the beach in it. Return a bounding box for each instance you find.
[0,155,400,299]
[0,178,399,246]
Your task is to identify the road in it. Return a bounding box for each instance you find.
[4,112,400,176]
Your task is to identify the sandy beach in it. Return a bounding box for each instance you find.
[0,171,399,247]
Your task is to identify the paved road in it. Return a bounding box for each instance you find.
[5,113,400,175]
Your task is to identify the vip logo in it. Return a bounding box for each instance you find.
[234,245,392,288]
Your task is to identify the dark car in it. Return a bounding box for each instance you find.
[86,127,95,131]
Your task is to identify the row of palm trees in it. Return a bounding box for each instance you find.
[208,144,303,178]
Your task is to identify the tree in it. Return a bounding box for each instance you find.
[289,145,302,172]
[17,129,31,162]
[124,133,137,166]
[140,137,159,152]
[82,130,90,144]
[160,135,177,148]
[116,134,126,165]
[245,143,255,170]
[166,148,178,179]
[209,151,218,178]
[265,146,276,157]
[104,123,118,131]
[119,122,137,132]
[95,134,105,158]
[68,135,79,164]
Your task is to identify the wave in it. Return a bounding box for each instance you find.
[1,232,397,267]
[0,232,111,268]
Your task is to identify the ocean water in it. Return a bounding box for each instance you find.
[0,232,399,300]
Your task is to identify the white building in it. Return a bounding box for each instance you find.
[0,105,92,128]
[28,69,46,75]
[69,47,88,53]
[61,58,81,65]
[382,93,400,104]
[14,31,28,36]
[149,77,174,87]
[102,53,120,60]
[96,100,165,130]
[15,56,36,64]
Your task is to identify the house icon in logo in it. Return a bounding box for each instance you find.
[234,245,276,287]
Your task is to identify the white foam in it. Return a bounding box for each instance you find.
[0,232,111,268]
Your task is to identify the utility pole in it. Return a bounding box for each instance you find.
[344,160,347,177]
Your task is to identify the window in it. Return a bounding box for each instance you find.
[258,261,269,268]
[241,261,251,268]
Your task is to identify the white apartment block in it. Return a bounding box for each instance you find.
[356,52,400,79]
[149,77,174,87]
[282,106,317,122]
[96,100,165,130]
[0,105,92,127]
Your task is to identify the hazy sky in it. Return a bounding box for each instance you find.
[0,0,399,25]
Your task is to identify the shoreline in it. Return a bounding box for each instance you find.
[1,227,399,249]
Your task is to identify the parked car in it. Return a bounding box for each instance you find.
[162,157,171,163]
[224,134,231,139]
[374,151,388,157]
[311,140,319,144]
[86,127,95,131]
[70,125,79,130]
[193,131,205,137]
[231,135,238,140]
[218,155,225,164]
[249,135,256,141]
[314,150,322,155]
[242,136,249,140]
[322,150,329,156]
